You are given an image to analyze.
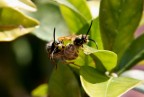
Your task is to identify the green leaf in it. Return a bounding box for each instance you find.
[60,5,87,33]
[69,45,98,69]
[90,18,103,49]
[73,53,95,68]
[93,50,117,72]
[32,83,48,97]
[139,13,144,26]
[70,44,117,72]
[117,34,144,74]
[19,0,37,11]
[0,7,39,41]
[32,2,69,41]
[48,63,81,97]
[0,0,37,11]
[68,52,94,72]
[56,1,102,48]
[59,0,92,33]
[99,0,143,61]
[80,66,142,97]
[55,0,92,21]
[83,45,117,72]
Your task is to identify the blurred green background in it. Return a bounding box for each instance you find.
[0,0,144,97]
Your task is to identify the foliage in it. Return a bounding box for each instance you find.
[0,0,144,97]
[0,0,39,41]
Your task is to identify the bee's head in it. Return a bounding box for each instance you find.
[73,35,88,46]
[46,28,63,53]
[73,20,93,47]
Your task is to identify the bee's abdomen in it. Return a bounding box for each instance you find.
[64,44,78,60]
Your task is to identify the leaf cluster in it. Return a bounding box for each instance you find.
[0,0,144,97]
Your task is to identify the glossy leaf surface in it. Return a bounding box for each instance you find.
[0,0,37,11]
[0,7,39,41]
[80,66,142,97]
[55,0,92,21]
[59,0,92,33]
[83,45,117,72]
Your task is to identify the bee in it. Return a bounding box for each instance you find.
[46,28,65,67]
[46,28,78,68]
[63,43,79,60]
[58,20,98,49]
[46,20,98,68]
[58,20,98,62]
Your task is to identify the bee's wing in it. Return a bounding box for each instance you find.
[58,35,77,41]
[83,44,98,55]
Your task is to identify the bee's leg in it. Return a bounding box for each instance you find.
[68,62,80,68]
[50,56,57,69]
[61,60,80,68]
[49,47,59,69]
[50,59,57,69]
[50,47,57,59]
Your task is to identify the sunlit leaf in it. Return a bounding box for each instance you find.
[80,66,142,97]
[60,5,87,33]
[69,45,99,69]
[93,50,117,72]
[0,7,39,41]
[32,83,48,97]
[59,0,93,34]
[0,0,37,11]
[48,63,81,97]
[83,45,117,72]
[87,0,100,18]
[55,0,92,21]
[90,18,103,49]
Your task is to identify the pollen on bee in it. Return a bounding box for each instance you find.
[57,43,63,49]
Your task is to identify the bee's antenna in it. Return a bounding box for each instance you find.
[85,20,93,38]
[89,38,98,49]
[53,28,56,43]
